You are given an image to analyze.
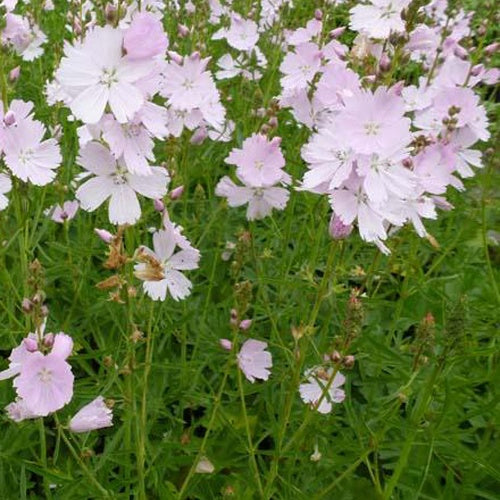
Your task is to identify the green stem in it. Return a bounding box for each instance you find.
[237,367,264,497]
[55,416,110,497]
[38,418,52,499]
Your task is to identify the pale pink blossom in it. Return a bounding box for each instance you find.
[50,200,79,223]
[225,134,286,187]
[69,396,113,433]
[56,26,154,123]
[299,367,345,414]
[237,339,272,383]
[280,42,323,91]
[13,352,74,417]
[349,0,410,39]
[124,12,168,60]
[335,87,412,156]
[134,225,200,301]
[2,114,61,186]
[76,142,169,225]
[213,14,259,51]
[216,176,290,221]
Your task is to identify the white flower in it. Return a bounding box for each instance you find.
[134,224,200,301]
[299,367,346,414]
[56,26,154,124]
[76,142,169,225]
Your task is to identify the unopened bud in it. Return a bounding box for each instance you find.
[170,185,185,200]
[43,332,54,347]
[239,319,252,330]
[154,199,165,212]
[94,228,114,244]
[105,4,117,23]
[329,27,345,39]
[9,66,20,82]
[268,117,278,129]
[378,53,391,72]
[23,338,38,352]
[329,214,353,240]
[219,338,233,351]
[484,42,499,55]
[22,298,33,313]
[190,126,208,145]
[178,24,189,37]
[343,355,355,369]
[330,350,342,363]
[453,45,468,60]
[314,9,323,21]
[3,111,16,126]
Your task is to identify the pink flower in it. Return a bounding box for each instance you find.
[215,176,289,220]
[299,367,345,414]
[76,142,169,225]
[414,86,489,141]
[160,54,216,111]
[56,26,154,123]
[2,108,61,186]
[213,14,259,51]
[69,396,113,433]
[225,134,286,187]
[124,12,168,60]
[237,339,272,383]
[280,42,323,91]
[287,19,322,46]
[134,223,200,301]
[349,0,410,39]
[13,352,74,416]
[335,87,412,156]
[50,200,79,223]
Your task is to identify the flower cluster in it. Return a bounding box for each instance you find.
[278,3,495,252]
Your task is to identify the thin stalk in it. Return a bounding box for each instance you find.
[55,416,110,497]
[237,367,264,497]
[38,418,52,499]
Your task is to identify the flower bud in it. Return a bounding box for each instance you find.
[3,111,16,126]
[330,350,342,363]
[329,27,345,39]
[178,24,189,37]
[154,199,165,213]
[329,215,353,240]
[43,333,54,347]
[219,338,233,351]
[453,45,468,60]
[94,228,114,244]
[343,355,355,369]
[268,117,278,129]
[378,53,391,72]
[9,66,20,82]
[190,126,208,145]
[23,338,38,352]
[314,9,323,21]
[170,185,185,200]
[239,319,252,330]
[22,298,33,313]
[484,42,499,55]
